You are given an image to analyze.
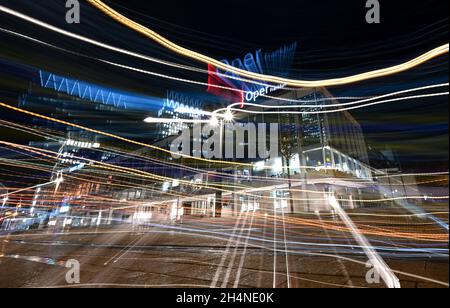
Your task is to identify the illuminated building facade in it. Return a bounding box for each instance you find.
[5,63,381,218]
[245,87,372,181]
[108,87,377,216]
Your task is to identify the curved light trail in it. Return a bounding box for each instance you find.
[0,2,448,290]
[0,100,254,168]
[2,4,444,89]
[214,83,449,113]
[224,92,449,116]
[2,139,448,222]
[3,26,447,115]
[0,7,285,92]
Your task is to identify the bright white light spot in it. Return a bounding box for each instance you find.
[209,115,219,127]
[254,161,265,172]
[224,109,234,122]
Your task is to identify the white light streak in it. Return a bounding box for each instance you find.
[143,117,211,124]
[223,92,449,116]
[88,0,449,88]
[217,83,449,112]
[329,195,401,289]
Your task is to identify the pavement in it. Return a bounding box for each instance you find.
[0,211,448,288]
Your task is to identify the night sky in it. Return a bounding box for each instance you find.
[0,0,448,171]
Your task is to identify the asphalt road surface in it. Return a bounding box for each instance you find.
[0,212,448,288]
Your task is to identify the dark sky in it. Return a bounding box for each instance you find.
[0,0,448,171]
[1,0,447,89]
[108,0,449,63]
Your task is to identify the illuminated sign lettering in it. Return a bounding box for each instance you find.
[245,83,287,102]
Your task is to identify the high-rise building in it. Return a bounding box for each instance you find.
[242,87,372,181]
[156,90,205,140]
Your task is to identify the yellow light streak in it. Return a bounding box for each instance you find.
[0,100,251,168]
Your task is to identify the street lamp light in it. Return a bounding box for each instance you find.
[223,109,234,122]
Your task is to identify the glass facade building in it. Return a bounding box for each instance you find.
[246,87,372,180]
